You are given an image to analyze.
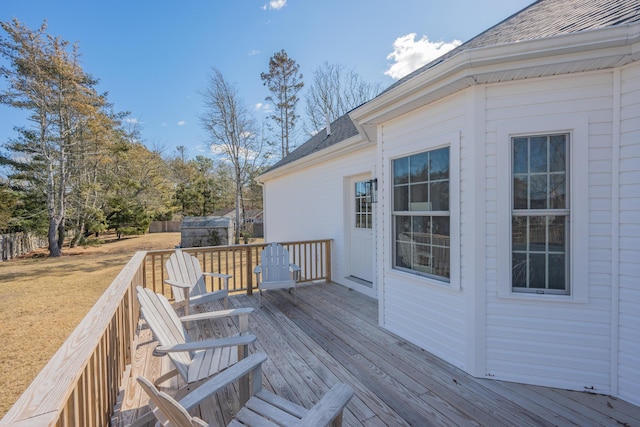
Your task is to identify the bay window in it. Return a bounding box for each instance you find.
[511,134,569,294]
[392,147,450,280]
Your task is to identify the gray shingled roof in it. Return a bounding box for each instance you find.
[383,0,640,94]
[266,0,640,174]
[263,113,358,172]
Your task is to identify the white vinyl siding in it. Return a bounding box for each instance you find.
[379,95,464,368]
[489,72,611,391]
[263,146,376,289]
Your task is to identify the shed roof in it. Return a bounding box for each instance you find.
[181,216,232,229]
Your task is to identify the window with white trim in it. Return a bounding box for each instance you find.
[392,147,450,280]
[354,181,372,229]
[511,134,569,294]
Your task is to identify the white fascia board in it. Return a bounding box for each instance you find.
[351,23,640,126]
[256,134,370,183]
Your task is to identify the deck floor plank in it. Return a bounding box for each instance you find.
[116,283,640,427]
[284,284,553,427]
[232,294,399,426]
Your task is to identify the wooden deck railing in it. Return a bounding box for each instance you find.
[0,239,331,427]
[143,240,332,297]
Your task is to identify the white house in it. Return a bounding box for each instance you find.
[257,0,640,406]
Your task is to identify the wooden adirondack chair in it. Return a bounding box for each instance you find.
[137,352,354,427]
[165,249,232,314]
[133,286,256,427]
[254,242,301,307]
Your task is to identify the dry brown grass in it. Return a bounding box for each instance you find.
[0,232,181,418]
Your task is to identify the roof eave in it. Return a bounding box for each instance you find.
[351,22,640,127]
[256,134,370,182]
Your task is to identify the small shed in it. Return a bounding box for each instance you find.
[180,216,233,248]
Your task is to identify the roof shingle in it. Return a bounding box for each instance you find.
[267,0,640,174]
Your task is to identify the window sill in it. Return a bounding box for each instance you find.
[496,291,588,304]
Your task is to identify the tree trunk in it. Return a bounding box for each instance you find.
[234,175,241,245]
[57,219,65,250]
[48,218,62,257]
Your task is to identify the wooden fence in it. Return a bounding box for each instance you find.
[0,239,331,427]
[0,232,48,261]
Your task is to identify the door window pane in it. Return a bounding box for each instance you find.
[355,181,372,229]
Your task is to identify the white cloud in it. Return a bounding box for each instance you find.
[255,102,273,114]
[209,144,227,158]
[124,118,140,124]
[177,120,186,126]
[248,49,260,56]
[263,0,286,10]
[384,33,461,80]
[209,144,260,162]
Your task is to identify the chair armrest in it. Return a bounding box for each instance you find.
[254,265,262,286]
[179,307,253,322]
[164,279,190,289]
[297,383,354,427]
[178,352,268,411]
[155,334,256,354]
[202,272,231,292]
[187,290,228,305]
[289,264,301,272]
[202,272,232,280]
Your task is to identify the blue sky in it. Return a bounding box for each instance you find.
[1,0,532,160]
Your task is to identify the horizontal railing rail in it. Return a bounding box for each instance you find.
[0,251,145,427]
[144,239,332,298]
[0,239,331,427]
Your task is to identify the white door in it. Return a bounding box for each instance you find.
[350,176,373,283]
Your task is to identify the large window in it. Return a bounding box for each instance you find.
[511,134,569,294]
[392,147,450,280]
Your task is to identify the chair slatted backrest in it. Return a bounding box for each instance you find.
[166,250,207,303]
[137,376,207,427]
[136,286,192,380]
[261,243,292,283]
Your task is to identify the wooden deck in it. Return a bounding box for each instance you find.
[114,283,640,427]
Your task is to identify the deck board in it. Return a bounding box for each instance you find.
[116,283,640,427]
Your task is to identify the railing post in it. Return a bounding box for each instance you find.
[325,240,331,283]
[246,245,253,295]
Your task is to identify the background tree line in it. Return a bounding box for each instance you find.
[0,19,380,255]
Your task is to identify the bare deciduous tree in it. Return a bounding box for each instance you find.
[201,68,262,243]
[305,62,382,134]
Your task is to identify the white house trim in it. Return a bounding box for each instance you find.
[465,85,487,377]
[351,23,640,134]
[610,67,622,397]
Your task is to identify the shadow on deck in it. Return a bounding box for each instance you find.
[114,282,640,427]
